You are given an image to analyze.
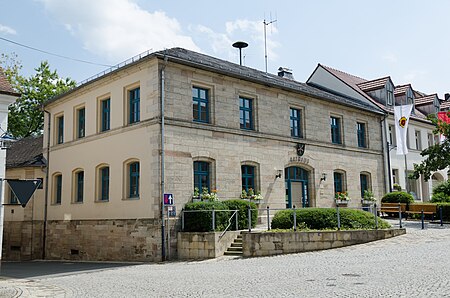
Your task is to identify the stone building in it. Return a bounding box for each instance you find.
[37,48,386,261]
[3,136,45,260]
[307,64,447,200]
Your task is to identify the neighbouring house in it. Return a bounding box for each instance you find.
[2,135,45,260]
[0,68,21,262]
[21,48,386,262]
[307,64,447,201]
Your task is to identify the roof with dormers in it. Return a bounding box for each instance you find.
[393,84,412,96]
[415,94,438,106]
[0,67,20,97]
[357,77,390,92]
[440,100,450,110]
[46,48,384,115]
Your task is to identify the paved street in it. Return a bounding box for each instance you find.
[1,220,450,297]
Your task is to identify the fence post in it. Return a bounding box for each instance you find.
[267,206,270,231]
[374,203,378,230]
[248,206,252,232]
[336,206,341,230]
[440,206,443,227]
[293,205,297,231]
[421,209,425,230]
[235,210,239,231]
[212,207,216,231]
[398,205,402,229]
[181,209,185,231]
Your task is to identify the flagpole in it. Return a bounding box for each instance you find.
[404,155,408,193]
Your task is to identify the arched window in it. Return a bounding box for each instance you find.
[360,172,371,198]
[194,161,210,192]
[53,173,63,204]
[96,165,110,201]
[128,162,140,198]
[72,169,84,203]
[333,170,347,195]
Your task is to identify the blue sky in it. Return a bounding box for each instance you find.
[2,0,450,97]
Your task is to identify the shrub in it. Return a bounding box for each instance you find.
[435,203,450,221]
[183,201,229,232]
[222,199,258,230]
[431,192,450,203]
[381,192,414,204]
[271,208,390,230]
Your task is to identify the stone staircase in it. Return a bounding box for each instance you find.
[224,233,243,256]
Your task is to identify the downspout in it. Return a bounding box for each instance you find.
[42,109,50,259]
[380,113,391,194]
[160,52,168,261]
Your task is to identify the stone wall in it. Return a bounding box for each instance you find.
[177,231,240,260]
[242,229,406,257]
[2,221,43,261]
[45,218,166,262]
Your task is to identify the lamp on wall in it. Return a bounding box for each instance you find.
[275,169,283,179]
[320,173,327,182]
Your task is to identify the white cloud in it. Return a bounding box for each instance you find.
[38,0,200,62]
[192,19,280,67]
[0,24,17,35]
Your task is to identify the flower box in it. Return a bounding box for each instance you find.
[335,199,349,206]
[361,199,375,205]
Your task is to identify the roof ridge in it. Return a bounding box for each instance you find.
[320,64,368,82]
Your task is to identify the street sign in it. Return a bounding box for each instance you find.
[168,206,176,217]
[7,179,41,207]
[163,193,174,205]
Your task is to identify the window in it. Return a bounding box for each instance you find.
[389,125,396,146]
[357,122,366,148]
[194,161,210,192]
[10,189,18,204]
[290,108,303,138]
[386,83,394,105]
[75,171,84,203]
[333,172,345,194]
[77,108,85,138]
[392,169,399,185]
[54,174,62,204]
[241,165,255,191]
[129,87,140,124]
[427,133,433,148]
[192,87,209,123]
[100,167,109,201]
[101,98,110,132]
[128,162,140,198]
[57,115,64,144]
[330,116,341,144]
[406,88,414,105]
[239,97,253,130]
[360,173,370,198]
[415,130,422,150]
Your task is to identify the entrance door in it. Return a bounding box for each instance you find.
[291,181,304,208]
[285,166,309,208]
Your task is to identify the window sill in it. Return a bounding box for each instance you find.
[123,197,140,201]
[95,199,109,203]
[72,201,83,204]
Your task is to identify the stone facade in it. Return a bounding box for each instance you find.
[177,231,240,260]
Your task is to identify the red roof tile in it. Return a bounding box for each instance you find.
[357,77,390,92]
[415,94,437,106]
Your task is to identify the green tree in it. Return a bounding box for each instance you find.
[1,56,76,138]
[412,113,450,180]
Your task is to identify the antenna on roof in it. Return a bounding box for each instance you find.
[263,14,277,73]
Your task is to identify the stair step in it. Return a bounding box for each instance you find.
[227,247,242,252]
[231,243,242,248]
[234,239,242,243]
[224,251,243,256]
[236,235,242,239]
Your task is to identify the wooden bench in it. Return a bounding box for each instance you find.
[405,204,437,220]
[379,203,407,217]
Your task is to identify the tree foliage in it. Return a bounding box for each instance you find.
[1,55,76,138]
[412,113,450,181]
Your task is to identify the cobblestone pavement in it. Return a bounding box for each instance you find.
[1,220,450,297]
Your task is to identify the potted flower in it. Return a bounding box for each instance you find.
[241,188,263,203]
[192,187,201,202]
[200,187,218,202]
[335,191,350,206]
[361,190,376,205]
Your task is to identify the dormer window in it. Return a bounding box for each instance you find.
[386,82,394,106]
[406,88,414,105]
[434,97,440,113]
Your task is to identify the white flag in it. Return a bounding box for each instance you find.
[394,104,413,155]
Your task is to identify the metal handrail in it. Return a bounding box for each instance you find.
[219,210,238,239]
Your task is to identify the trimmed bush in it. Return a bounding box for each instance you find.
[381,192,414,204]
[436,203,450,221]
[222,199,258,230]
[271,208,391,230]
[431,181,450,202]
[183,201,229,232]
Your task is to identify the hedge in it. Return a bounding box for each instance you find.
[436,203,450,221]
[381,192,414,204]
[271,208,391,230]
[183,200,258,232]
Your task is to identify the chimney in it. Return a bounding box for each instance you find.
[278,67,294,80]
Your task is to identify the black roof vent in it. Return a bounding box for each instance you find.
[278,67,294,80]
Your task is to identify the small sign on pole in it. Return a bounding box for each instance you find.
[168,206,176,217]
[163,193,174,205]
